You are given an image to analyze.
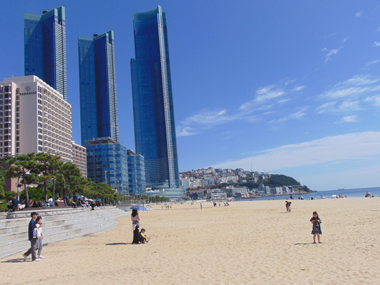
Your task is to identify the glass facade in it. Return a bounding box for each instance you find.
[78,31,119,144]
[24,6,67,100]
[127,150,146,195]
[130,6,179,189]
[86,138,128,194]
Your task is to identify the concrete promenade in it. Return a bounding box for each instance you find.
[0,206,128,259]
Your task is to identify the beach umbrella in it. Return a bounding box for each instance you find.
[130,205,148,211]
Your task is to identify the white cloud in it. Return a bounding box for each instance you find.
[373,41,380,47]
[181,109,239,127]
[341,75,379,86]
[212,132,380,171]
[342,38,348,43]
[377,27,380,32]
[342,115,358,123]
[277,98,291,104]
[316,100,361,113]
[269,106,308,123]
[176,126,198,137]
[255,85,285,102]
[240,85,285,110]
[284,79,296,86]
[324,47,342,62]
[364,95,380,106]
[355,11,362,17]
[322,87,368,99]
[366,59,380,66]
[292,85,306,92]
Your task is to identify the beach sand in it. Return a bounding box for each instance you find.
[1,198,380,284]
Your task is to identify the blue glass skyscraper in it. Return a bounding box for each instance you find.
[127,150,146,195]
[86,138,128,194]
[24,6,67,100]
[131,6,180,189]
[78,31,119,145]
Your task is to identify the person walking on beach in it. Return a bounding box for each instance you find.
[310,211,322,243]
[22,212,39,262]
[35,216,45,259]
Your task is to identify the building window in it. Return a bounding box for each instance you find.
[38,147,43,151]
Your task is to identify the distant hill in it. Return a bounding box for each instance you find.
[263,174,301,187]
[235,174,312,192]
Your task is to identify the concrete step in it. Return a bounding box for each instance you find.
[0,207,128,259]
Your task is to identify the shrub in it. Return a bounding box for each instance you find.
[0,202,9,212]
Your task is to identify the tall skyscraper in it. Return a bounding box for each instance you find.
[130,6,180,189]
[24,6,67,100]
[78,31,118,145]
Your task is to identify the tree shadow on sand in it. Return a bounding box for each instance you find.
[105,243,131,246]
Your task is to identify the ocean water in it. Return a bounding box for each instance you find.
[243,186,380,201]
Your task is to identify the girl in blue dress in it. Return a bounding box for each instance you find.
[310,211,322,243]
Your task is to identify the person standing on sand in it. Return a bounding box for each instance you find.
[22,212,39,262]
[200,202,202,211]
[35,216,45,259]
[131,210,140,229]
[310,211,322,243]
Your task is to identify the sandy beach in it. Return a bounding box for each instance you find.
[1,198,380,285]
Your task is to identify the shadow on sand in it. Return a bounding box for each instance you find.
[105,243,131,246]
[2,258,26,263]
[294,243,315,246]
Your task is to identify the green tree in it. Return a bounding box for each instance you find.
[35,153,64,201]
[4,153,39,207]
[59,162,81,200]
[0,167,5,199]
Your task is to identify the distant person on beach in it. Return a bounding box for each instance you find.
[285,201,292,212]
[35,216,45,259]
[310,211,322,243]
[200,203,202,211]
[139,228,151,244]
[22,212,39,262]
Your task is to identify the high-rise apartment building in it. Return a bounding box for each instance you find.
[78,31,118,144]
[127,149,146,195]
[0,76,72,161]
[86,137,128,194]
[130,6,180,189]
[72,141,87,178]
[24,6,67,101]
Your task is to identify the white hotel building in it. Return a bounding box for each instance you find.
[0,76,72,162]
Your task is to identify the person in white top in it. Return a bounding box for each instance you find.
[35,216,45,259]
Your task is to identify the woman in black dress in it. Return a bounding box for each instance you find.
[310,211,322,243]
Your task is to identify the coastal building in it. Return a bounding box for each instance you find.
[180,178,190,189]
[0,75,72,162]
[85,137,128,194]
[127,149,146,195]
[72,141,87,178]
[78,31,118,144]
[130,6,180,190]
[24,6,67,100]
[258,184,271,195]
[273,187,283,195]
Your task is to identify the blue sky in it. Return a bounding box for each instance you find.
[1,1,380,190]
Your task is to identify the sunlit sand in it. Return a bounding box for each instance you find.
[1,198,380,284]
